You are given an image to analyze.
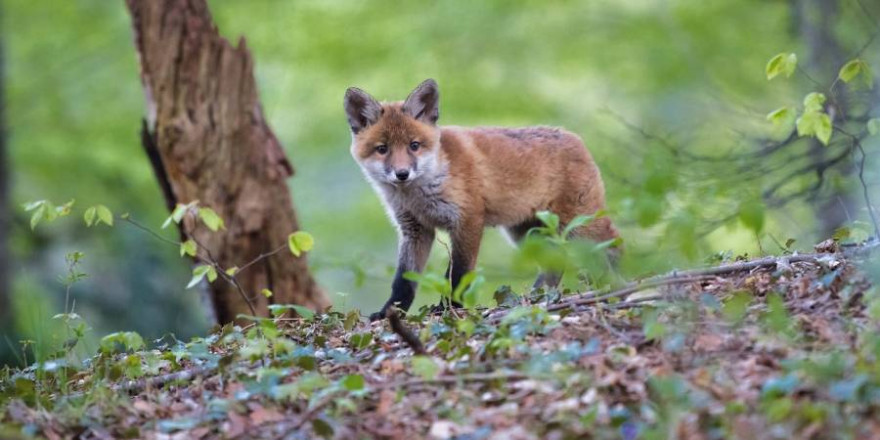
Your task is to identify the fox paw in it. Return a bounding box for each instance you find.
[369,310,386,322]
[429,302,463,315]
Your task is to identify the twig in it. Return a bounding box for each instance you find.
[188,231,259,317]
[855,138,880,239]
[121,217,180,247]
[387,307,426,355]
[236,244,287,274]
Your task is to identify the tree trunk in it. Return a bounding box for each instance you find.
[125,0,330,324]
[0,2,10,331]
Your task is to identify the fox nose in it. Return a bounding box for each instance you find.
[395,169,410,181]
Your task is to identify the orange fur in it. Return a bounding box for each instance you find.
[344,79,619,320]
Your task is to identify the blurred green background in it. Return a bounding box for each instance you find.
[2,0,878,365]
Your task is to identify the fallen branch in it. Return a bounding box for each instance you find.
[485,244,878,324]
[387,307,426,355]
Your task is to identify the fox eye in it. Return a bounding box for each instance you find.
[409,141,421,152]
[375,145,388,155]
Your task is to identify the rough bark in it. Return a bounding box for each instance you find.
[125,0,329,323]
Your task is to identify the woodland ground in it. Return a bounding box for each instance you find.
[1,241,880,440]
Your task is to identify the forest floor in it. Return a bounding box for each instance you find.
[2,241,880,440]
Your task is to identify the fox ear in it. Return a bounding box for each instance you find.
[402,79,439,125]
[344,87,383,134]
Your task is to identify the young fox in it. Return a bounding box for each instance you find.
[344,79,619,321]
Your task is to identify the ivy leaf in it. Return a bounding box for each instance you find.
[341,374,365,391]
[867,118,880,136]
[198,207,225,231]
[179,240,197,257]
[765,107,793,126]
[100,331,145,354]
[84,206,97,227]
[766,52,797,80]
[412,356,440,380]
[722,291,752,323]
[288,231,315,257]
[348,332,373,350]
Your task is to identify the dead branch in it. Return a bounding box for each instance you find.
[387,307,426,355]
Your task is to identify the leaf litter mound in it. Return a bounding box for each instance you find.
[2,242,879,440]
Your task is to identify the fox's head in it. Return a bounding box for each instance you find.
[344,79,442,187]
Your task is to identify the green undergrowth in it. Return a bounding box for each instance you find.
[2,245,880,439]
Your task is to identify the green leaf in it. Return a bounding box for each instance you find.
[738,198,765,234]
[766,52,797,80]
[84,206,97,227]
[100,331,145,354]
[561,213,598,238]
[198,207,225,231]
[803,92,826,112]
[57,200,75,217]
[411,356,440,380]
[311,418,334,439]
[29,203,46,230]
[25,200,60,230]
[765,107,793,126]
[341,374,365,391]
[349,332,373,350]
[96,205,113,226]
[642,309,666,341]
[163,203,189,229]
[815,113,832,145]
[722,291,752,323]
[261,288,273,298]
[763,293,792,335]
[180,240,197,257]
[187,265,212,289]
[288,231,315,257]
[838,58,871,88]
[867,118,880,136]
[23,200,45,211]
[535,211,560,233]
[226,266,239,276]
[206,266,218,283]
[268,304,316,321]
[796,110,833,145]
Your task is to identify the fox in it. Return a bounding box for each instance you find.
[344,79,620,321]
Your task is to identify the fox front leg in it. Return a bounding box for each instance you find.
[435,217,484,311]
[369,212,435,322]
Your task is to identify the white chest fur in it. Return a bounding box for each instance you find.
[377,173,460,230]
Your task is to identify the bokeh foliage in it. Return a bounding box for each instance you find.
[3,0,878,363]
